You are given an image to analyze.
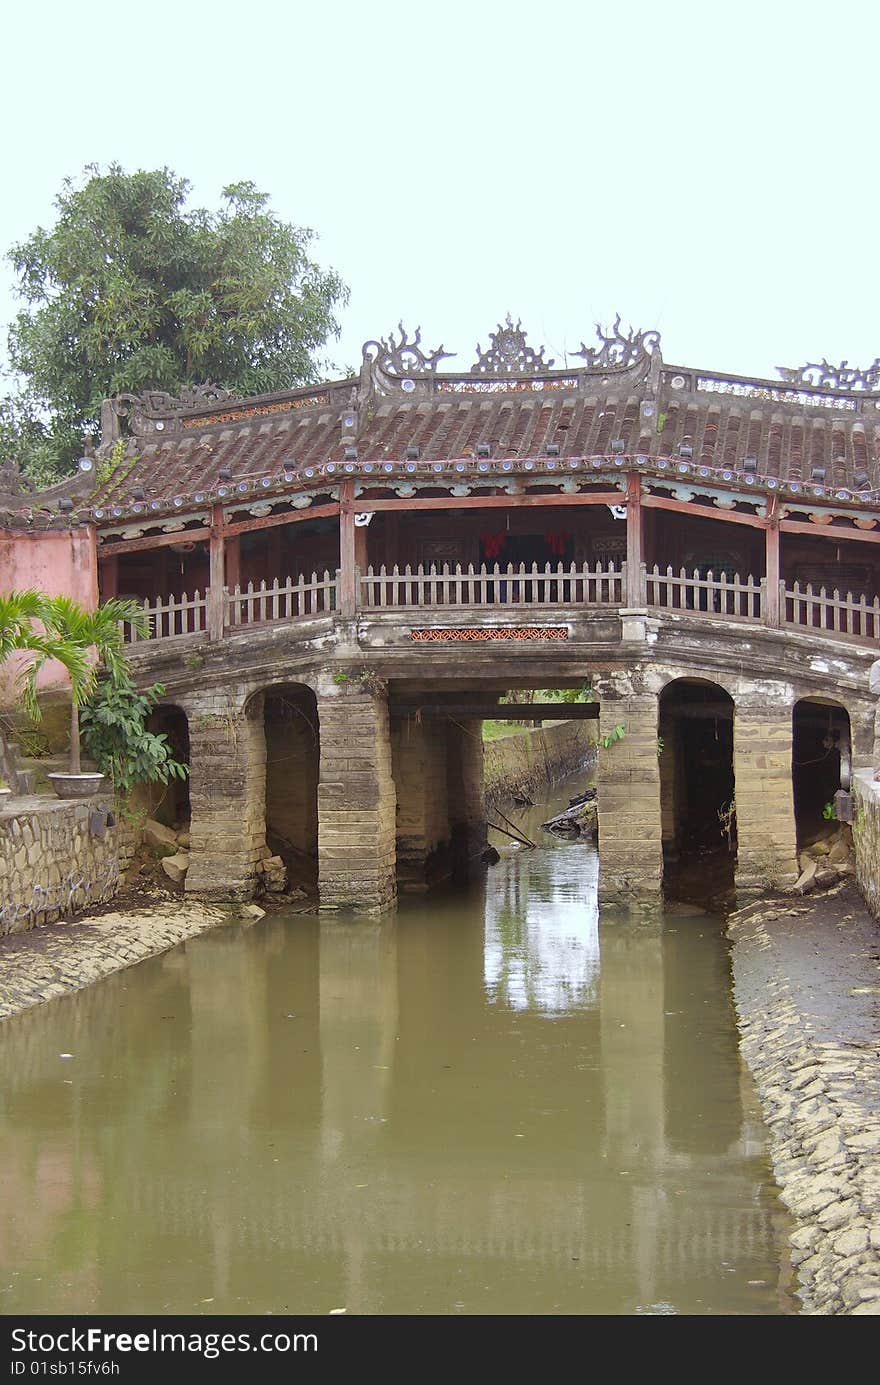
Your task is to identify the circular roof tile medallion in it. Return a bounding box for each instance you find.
[670,375,686,389]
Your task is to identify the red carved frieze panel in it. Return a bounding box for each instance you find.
[411,627,569,642]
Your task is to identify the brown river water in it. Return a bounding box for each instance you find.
[0,777,791,1315]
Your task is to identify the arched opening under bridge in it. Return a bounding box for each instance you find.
[659,679,736,902]
[792,698,851,848]
[262,684,319,895]
[148,704,191,829]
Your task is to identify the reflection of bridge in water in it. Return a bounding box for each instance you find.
[0,837,787,1315]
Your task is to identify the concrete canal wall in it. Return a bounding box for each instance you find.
[852,769,880,919]
[483,718,595,806]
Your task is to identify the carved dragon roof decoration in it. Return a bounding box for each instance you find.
[361,324,454,398]
[573,315,661,371]
[777,357,880,392]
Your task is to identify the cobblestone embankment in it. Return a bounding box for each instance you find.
[0,901,227,1022]
[728,884,880,1314]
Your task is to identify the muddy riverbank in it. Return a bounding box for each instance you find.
[0,900,228,1022]
[728,881,880,1313]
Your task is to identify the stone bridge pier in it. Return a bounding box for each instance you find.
[317,688,397,913]
[595,681,663,908]
[732,687,799,894]
[182,689,269,901]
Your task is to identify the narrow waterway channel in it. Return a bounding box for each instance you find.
[0,774,791,1315]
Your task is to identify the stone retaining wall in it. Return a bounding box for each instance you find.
[483,719,594,806]
[0,795,119,936]
[729,896,880,1314]
[852,769,880,918]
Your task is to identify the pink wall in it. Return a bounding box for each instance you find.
[0,528,98,704]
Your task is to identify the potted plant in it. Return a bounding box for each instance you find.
[37,597,149,798]
[0,591,147,799]
[1,589,86,797]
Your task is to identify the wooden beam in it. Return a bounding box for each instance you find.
[222,501,339,538]
[353,491,623,514]
[641,493,767,528]
[780,517,880,544]
[393,702,600,720]
[394,700,736,721]
[98,501,342,556]
[97,526,211,558]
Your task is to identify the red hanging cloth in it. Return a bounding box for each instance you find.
[481,531,506,560]
[544,530,571,557]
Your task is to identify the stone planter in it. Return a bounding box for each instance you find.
[47,772,106,799]
[0,787,12,803]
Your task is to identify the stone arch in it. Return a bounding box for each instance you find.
[792,697,852,846]
[659,677,736,899]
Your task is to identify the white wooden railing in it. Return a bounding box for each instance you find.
[783,582,880,642]
[120,591,208,641]
[116,566,880,649]
[644,566,764,621]
[360,561,626,608]
[226,571,337,626]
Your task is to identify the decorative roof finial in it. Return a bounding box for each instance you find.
[471,314,554,375]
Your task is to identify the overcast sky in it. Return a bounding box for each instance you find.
[3,0,878,388]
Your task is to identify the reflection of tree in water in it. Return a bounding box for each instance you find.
[483,846,600,1013]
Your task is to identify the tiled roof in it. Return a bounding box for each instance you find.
[85,367,880,525]
[6,319,880,529]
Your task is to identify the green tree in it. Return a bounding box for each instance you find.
[4,165,348,480]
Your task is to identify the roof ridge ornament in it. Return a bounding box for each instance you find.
[471,314,554,375]
[362,323,454,379]
[776,356,880,392]
[573,315,661,370]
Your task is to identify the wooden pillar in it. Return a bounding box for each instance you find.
[99,555,118,602]
[625,472,644,606]
[765,500,781,628]
[207,504,225,641]
[339,479,357,618]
